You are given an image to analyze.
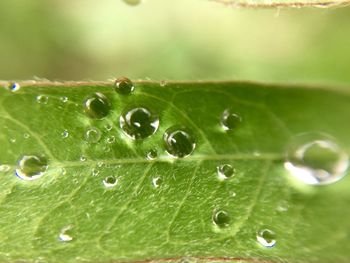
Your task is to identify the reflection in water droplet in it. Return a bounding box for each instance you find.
[217,164,235,180]
[123,0,142,6]
[212,209,230,228]
[0,165,10,173]
[62,130,69,138]
[284,133,349,185]
[15,155,48,181]
[9,82,20,92]
[36,95,48,104]
[106,136,116,144]
[221,109,242,131]
[147,149,158,160]
[103,176,118,188]
[152,177,163,188]
[120,107,159,140]
[84,93,111,119]
[163,126,196,158]
[85,127,101,143]
[256,228,276,248]
[114,77,135,95]
[59,226,74,242]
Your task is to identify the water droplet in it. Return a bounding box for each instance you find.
[256,228,276,248]
[123,0,142,6]
[217,164,235,180]
[114,77,135,95]
[0,165,10,173]
[60,168,67,175]
[80,156,87,162]
[62,130,69,138]
[36,95,48,104]
[152,177,163,188]
[105,124,113,131]
[160,80,167,87]
[120,107,159,140]
[221,109,242,131]
[163,126,196,158]
[97,161,104,168]
[212,209,230,228]
[92,168,99,176]
[83,93,111,119]
[284,133,349,185]
[60,96,68,103]
[59,226,74,242]
[9,82,20,92]
[147,149,158,160]
[106,136,116,144]
[85,127,101,143]
[9,138,16,143]
[15,155,48,181]
[103,176,118,188]
[23,133,30,139]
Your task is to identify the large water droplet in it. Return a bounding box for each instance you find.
[83,93,111,119]
[120,107,159,140]
[212,209,230,228]
[284,133,349,185]
[103,176,118,188]
[217,164,235,180]
[114,77,135,95]
[256,228,276,248]
[59,226,74,242]
[9,82,20,92]
[221,109,242,131]
[163,126,196,158]
[123,0,142,6]
[85,127,101,143]
[15,155,48,181]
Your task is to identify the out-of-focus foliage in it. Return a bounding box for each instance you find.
[0,0,349,84]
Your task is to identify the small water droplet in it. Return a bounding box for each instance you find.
[147,149,158,160]
[97,161,104,168]
[160,80,167,87]
[10,138,16,143]
[92,168,99,176]
[23,133,30,139]
[256,228,276,248]
[212,209,230,228]
[221,109,242,131]
[105,124,113,131]
[9,82,20,92]
[83,93,111,119]
[114,77,135,95]
[152,177,163,188]
[36,95,48,104]
[120,107,159,140]
[103,176,118,188]
[60,168,67,175]
[106,136,116,144]
[85,127,101,143]
[163,126,196,158]
[217,164,235,180]
[62,130,69,138]
[284,133,349,185]
[123,0,142,6]
[60,96,68,103]
[0,165,10,173]
[80,156,87,162]
[59,226,74,242]
[15,155,48,181]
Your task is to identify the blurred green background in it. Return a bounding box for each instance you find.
[0,0,349,85]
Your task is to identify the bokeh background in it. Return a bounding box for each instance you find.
[0,0,349,85]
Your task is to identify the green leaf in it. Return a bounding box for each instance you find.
[0,80,349,262]
[212,0,350,7]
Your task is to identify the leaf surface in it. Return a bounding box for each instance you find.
[0,81,349,262]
